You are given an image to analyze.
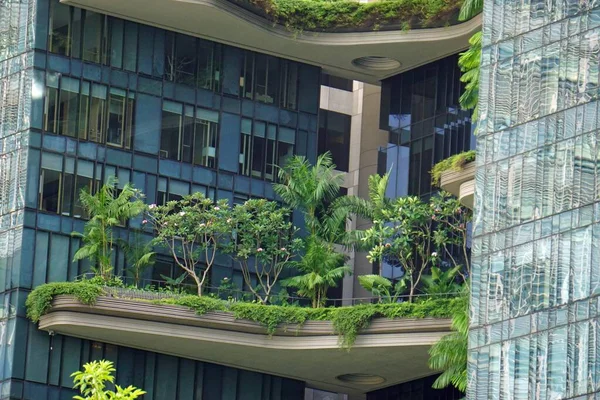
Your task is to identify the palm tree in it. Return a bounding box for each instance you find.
[118,231,155,287]
[282,236,351,308]
[459,0,482,21]
[274,152,345,239]
[428,288,469,393]
[72,178,145,280]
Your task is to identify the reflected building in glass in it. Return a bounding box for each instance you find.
[469,1,600,399]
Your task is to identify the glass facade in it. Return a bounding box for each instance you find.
[0,0,319,396]
[378,54,474,199]
[470,1,600,399]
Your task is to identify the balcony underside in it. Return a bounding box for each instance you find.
[39,296,451,394]
[60,0,481,83]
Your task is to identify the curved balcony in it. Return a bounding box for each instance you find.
[39,295,452,395]
[439,161,475,209]
[60,0,481,82]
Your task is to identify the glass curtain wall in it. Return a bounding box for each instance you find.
[469,2,600,399]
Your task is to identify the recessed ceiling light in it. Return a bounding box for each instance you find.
[336,373,386,385]
[352,56,401,71]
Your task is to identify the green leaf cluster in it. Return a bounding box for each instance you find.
[72,360,146,399]
[236,0,466,32]
[430,150,476,186]
[26,282,105,323]
[26,281,459,348]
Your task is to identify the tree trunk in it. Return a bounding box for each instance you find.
[408,285,415,303]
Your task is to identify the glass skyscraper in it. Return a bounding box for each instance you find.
[470,1,600,398]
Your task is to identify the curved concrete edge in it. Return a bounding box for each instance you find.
[439,161,476,197]
[459,179,475,209]
[39,311,450,350]
[46,295,452,339]
[61,0,482,82]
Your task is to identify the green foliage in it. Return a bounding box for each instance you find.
[430,150,476,186]
[148,193,231,296]
[428,289,469,392]
[362,192,471,300]
[282,236,351,308]
[458,31,482,121]
[421,265,462,296]
[237,0,465,32]
[26,282,105,322]
[358,274,407,303]
[27,281,459,348]
[118,232,155,287]
[72,360,146,399]
[72,178,146,279]
[226,199,302,304]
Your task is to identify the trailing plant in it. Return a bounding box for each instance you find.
[430,150,476,186]
[357,274,408,303]
[26,282,105,322]
[27,281,460,348]
[226,199,302,304]
[147,193,230,296]
[72,360,146,399]
[236,0,465,32]
[72,178,146,280]
[428,287,469,393]
[282,235,351,308]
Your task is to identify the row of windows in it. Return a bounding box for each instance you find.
[43,74,135,149]
[48,1,300,109]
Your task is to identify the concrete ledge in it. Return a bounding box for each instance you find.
[39,295,452,394]
[440,161,476,209]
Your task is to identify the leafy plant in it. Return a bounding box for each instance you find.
[26,282,105,323]
[421,265,462,296]
[358,274,407,303]
[430,150,476,186]
[458,31,482,121]
[283,236,351,308]
[428,288,469,392]
[226,199,302,304]
[237,0,466,32]
[160,273,187,292]
[118,232,155,287]
[71,360,146,400]
[72,178,145,280]
[147,193,230,296]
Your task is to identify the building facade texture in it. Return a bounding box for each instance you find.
[0,0,319,396]
[470,1,600,399]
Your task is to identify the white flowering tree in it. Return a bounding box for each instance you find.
[225,199,301,304]
[362,193,471,302]
[147,193,230,296]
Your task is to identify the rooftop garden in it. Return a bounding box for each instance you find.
[430,149,476,186]
[231,0,468,32]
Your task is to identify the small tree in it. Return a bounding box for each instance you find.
[72,360,145,400]
[72,178,145,280]
[283,236,351,308]
[147,193,230,296]
[226,199,301,304]
[430,192,472,280]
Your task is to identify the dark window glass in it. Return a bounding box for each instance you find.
[280,62,298,110]
[71,8,82,58]
[193,110,219,169]
[240,119,289,180]
[241,53,254,100]
[321,73,353,92]
[78,82,90,140]
[89,84,107,143]
[165,34,197,86]
[58,78,79,137]
[61,172,74,216]
[123,21,138,72]
[161,104,182,161]
[82,11,104,63]
[254,55,279,104]
[40,169,62,213]
[318,110,351,172]
[49,1,71,56]
[44,75,59,134]
[73,175,92,218]
[107,89,134,148]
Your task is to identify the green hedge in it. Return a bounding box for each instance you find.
[27,281,461,348]
[235,0,465,32]
[430,150,476,186]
